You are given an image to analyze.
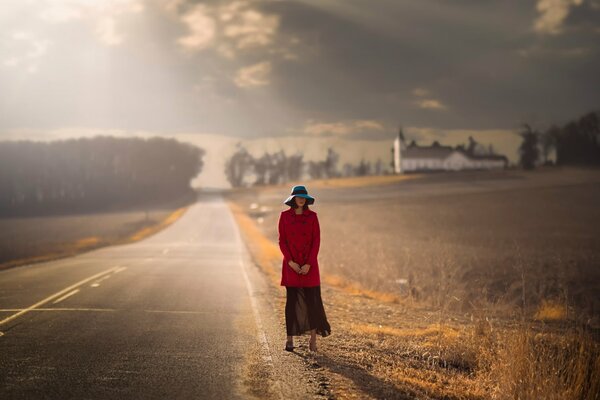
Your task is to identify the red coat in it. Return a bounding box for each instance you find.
[278,207,321,287]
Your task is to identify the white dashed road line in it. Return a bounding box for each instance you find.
[89,274,112,288]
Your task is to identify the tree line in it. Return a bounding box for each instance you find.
[519,110,600,169]
[225,144,388,188]
[0,136,205,217]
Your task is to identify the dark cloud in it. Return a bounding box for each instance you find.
[262,0,600,131]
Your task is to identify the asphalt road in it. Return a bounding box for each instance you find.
[0,192,318,400]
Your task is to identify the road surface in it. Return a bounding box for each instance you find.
[0,192,321,399]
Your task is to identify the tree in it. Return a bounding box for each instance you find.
[467,136,477,156]
[253,152,272,186]
[225,143,254,188]
[323,147,339,178]
[374,158,384,175]
[268,150,287,185]
[308,160,325,180]
[552,111,600,165]
[0,136,204,217]
[286,152,304,182]
[540,125,559,165]
[354,159,371,176]
[518,124,540,170]
[342,163,354,177]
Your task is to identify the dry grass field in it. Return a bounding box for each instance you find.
[226,167,600,399]
[0,201,192,270]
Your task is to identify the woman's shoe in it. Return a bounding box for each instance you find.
[285,341,294,352]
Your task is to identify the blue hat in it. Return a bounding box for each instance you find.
[284,185,315,206]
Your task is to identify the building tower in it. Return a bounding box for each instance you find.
[393,126,406,174]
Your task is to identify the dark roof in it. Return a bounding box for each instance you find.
[403,145,454,159]
[468,154,509,161]
[403,144,507,162]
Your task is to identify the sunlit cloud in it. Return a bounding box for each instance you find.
[176,4,216,51]
[2,31,51,73]
[39,3,83,23]
[175,0,286,59]
[416,99,447,110]
[96,17,123,46]
[412,88,446,110]
[303,120,385,137]
[234,61,272,87]
[223,8,279,49]
[34,0,143,46]
[534,0,584,34]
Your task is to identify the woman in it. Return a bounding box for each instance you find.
[278,185,331,352]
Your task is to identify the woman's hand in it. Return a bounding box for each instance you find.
[288,260,301,274]
[299,264,311,275]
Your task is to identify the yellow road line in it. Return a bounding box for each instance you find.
[0,266,119,326]
[52,289,80,304]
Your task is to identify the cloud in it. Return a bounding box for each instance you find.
[412,88,429,97]
[2,31,51,73]
[175,1,280,55]
[37,0,144,45]
[534,0,584,34]
[302,119,385,137]
[412,87,446,110]
[176,4,216,51]
[416,99,446,110]
[96,17,123,46]
[234,61,272,87]
[222,7,279,49]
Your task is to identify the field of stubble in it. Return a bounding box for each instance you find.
[232,168,600,321]
[226,168,600,399]
[0,193,196,270]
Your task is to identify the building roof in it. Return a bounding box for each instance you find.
[403,144,454,159]
[403,144,508,162]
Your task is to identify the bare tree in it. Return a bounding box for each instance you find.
[518,124,540,170]
[225,143,254,188]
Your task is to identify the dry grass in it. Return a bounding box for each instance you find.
[308,174,422,188]
[482,326,600,400]
[227,201,282,286]
[225,170,600,399]
[534,300,568,321]
[128,206,188,242]
[0,206,189,270]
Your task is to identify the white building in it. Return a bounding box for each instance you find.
[393,130,508,173]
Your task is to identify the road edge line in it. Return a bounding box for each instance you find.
[226,196,284,400]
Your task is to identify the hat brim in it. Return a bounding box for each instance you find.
[284,194,315,206]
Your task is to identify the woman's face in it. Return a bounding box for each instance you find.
[294,196,306,207]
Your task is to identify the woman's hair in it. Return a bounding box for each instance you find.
[290,200,309,210]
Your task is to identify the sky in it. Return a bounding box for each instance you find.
[0,0,599,187]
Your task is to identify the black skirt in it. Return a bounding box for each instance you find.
[285,286,331,337]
